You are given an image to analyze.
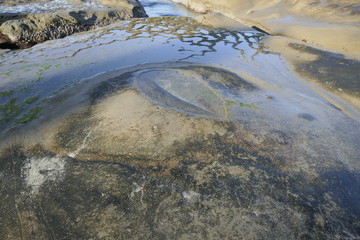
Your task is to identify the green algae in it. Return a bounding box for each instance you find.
[0,98,23,122]
[15,106,41,124]
[33,77,42,82]
[238,102,260,109]
[224,100,235,107]
[18,86,32,93]
[0,94,41,124]
[0,90,14,97]
[39,97,49,103]
[36,64,52,75]
[23,95,39,105]
[224,100,259,110]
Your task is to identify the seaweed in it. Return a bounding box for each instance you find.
[0,90,15,97]
[15,106,42,124]
[224,100,260,110]
[23,95,39,105]
[0,98,23,122]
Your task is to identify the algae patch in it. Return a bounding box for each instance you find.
[23,95,39,105]
[0,98,23,122]
[15,106,42,124]
[0,94,42,125]
[36,64,52,75]
[224,100,260,110]
[0,90,15,97]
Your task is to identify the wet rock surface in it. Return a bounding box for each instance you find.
[1,61,360,239]
[289,43,360,99]
[173,0,360,55]
[0,0,147,49]
[0,14,359,240]
[262,35,360,118]
[1,141,360,239]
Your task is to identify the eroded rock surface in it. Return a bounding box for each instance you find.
[1,62,360,239]
[0,0,147,48]
[0,15,359,239]
[173,0,360,55]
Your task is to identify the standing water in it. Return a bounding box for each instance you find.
[140,0,201,17]
[0,1,359,239]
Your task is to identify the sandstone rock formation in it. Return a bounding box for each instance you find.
[173,0,360,55]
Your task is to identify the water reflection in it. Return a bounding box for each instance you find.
[0,17,267,65]
[140,0,201,17]
[123,17,266,60]
[0,16,271,131]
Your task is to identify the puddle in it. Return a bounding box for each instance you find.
[1,16,359,136]
[134,69,227,118]
[141,0,201,17]
[132,65,259,118]
[0,17,268,133]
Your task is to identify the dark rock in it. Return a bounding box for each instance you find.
[0,0,147,49]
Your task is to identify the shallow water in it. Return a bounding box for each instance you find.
[0,0,106,13]
[0,2,359,239]
[0,17,270,131]
[141,0,200,17]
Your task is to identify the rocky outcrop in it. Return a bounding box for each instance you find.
[173,0,360,55]
[0,0,147,49]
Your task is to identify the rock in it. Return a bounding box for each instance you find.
[0,0,48,6]
[194,12,253,31]
[0,13,28,24]
[0,0,147,49]
[174,0,360,55]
